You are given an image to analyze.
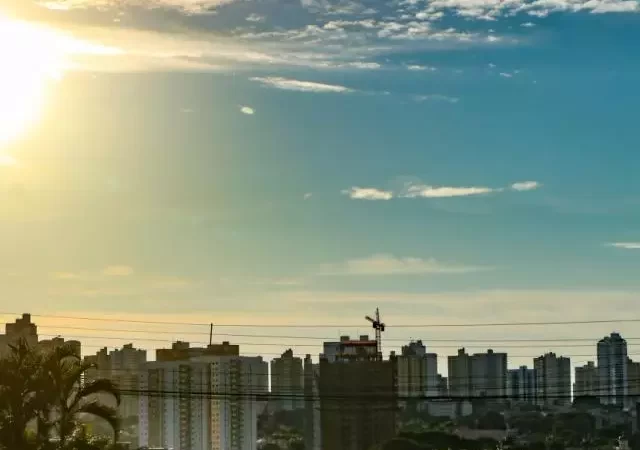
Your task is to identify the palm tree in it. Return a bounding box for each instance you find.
[38,344,121,449]
[0,339,43,450]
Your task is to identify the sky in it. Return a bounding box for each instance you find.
[0,0,640,370]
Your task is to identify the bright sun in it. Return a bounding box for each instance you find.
[0,14,120,162]
[0,15,66,156]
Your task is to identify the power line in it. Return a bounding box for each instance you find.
[35,324,640,344]
[6,312,640,328]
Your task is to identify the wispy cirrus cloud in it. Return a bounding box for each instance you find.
[341,187,394,200]
[239,105,255,115]
[413,94,459,103]
[511,181,541,191]
[320,254,489,276]
[250,77,353,93]
[609,242,640,250]
[402,184,494,198]
[406,64,438,71]
[343,180,541,200]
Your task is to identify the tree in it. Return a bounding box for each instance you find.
[0,340,121,450]
[38,344,120,448]
[0,340,43,450]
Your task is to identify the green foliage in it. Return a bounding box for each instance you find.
[0,339,120,450]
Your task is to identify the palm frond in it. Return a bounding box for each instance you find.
[76,401,120,435]
[78,379,121,406]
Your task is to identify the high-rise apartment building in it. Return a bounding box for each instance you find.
[574,361,599,398]
[270,349,303,411]
[534,353,571,407]
[318,335,397,450]
[470,349,508,399]
[507,366,536,403]
[598,333,628,406]
[138,354,268,450]
[448,348,472,397]
[397,340,438,401]
[0,313,38,356]
[39,336,81,357]
[303,355,321,450]
[437,375,449,397]
[110,344,147,420]
[156,340,239,362]
[627,358,640,404]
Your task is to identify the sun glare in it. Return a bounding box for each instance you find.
[0,14,121,158]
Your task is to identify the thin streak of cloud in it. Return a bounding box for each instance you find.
[320,254,488,276]
[511,181,541,191]
[240,105,255,115]
[250,76,353,93]
[304,192,313,200]
[413,94,459,103]
[406,64,437,71]
[609,242,640,250]
[343,180,541,200]
[402,184,494,198]
[499,72,513,78]
[341,187,393,200]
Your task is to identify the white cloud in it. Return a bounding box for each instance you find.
[499,72,513,78]
[341,187,393,200]
[413,94,459,103]
[511,181,541,191]
[102,265,134,276]
[180,107,194,113]
[245,13,264,22]
[250,77,353,93]
[304,192,313,200]
[521,21,536,26]
[240,105,255,115]
[609,242,640,250]
[402,184,494,198]
[406,64,437,71]
[345,61,381,69]
[322,254,487,276]
[488,63,496,68]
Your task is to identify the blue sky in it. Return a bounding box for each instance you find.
[1,0,640,365]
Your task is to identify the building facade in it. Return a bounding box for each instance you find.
[470,349,508,399]
[397,340,438,401]
[574,361,599,399]
[533,353,571,407]
[318,336,397,450]
[598,333,628,406]
[507,366,536,403]
[448,348,472,398]
[110,344,147,420]
[138,354,268,450]
[270,349,303,411]
[303,355,321,450]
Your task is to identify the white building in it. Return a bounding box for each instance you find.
[110,344,147,420]
[138,355,268,450]
[397,340,438,401]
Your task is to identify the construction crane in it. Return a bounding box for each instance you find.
[365,308,385,361]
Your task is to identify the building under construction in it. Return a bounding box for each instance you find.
[318,334,397,450]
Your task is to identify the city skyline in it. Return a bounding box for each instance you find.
[2,0,640,353]
[5,313,640,386]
